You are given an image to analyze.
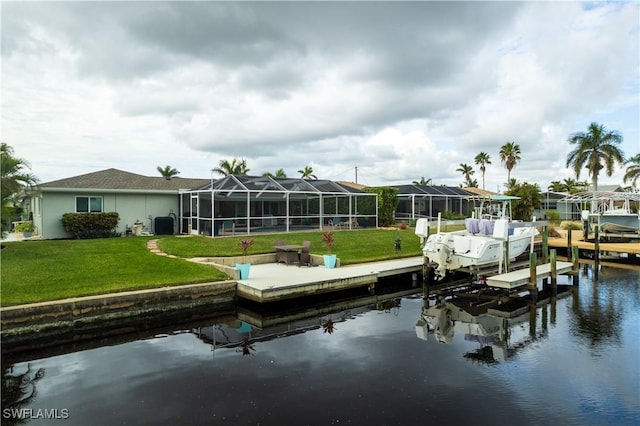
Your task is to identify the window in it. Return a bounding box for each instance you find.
[76,196,103,213]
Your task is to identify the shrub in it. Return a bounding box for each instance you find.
[61,212,120,239]
[560,221,582,230]
[545,210,561,222]
[322,231,334,254]
[237,238,254,262]
[14,221,35,233]
[440,211,466,220]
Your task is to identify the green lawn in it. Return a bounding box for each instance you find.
[159,228,423,264]
[1,228,425,307]
[0,237,228,306]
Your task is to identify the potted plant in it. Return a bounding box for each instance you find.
[236,238,254,279]
[322,231,337,268]
[15,221,36,238]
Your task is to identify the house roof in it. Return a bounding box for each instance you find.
[393,184,473,197]
[462,187,498,197]
[192,175,372,195]
[39,168,210,192]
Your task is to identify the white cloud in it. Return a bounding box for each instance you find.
[2,1,637,190]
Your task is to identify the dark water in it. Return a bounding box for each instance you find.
[2,266,639,425]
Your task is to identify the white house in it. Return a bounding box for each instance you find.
[31,169,209,239]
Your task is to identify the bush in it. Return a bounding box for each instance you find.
[62,212,120,239]
[545,210,561,222]
[440,211,466,220]
[14,221,35,233]
[560,220,582,230]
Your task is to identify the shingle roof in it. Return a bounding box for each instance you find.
[39,168,209,191]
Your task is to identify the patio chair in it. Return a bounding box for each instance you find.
[274,239,287,263]
[330,217,342,229]
[222,220,235,235]
[298,241,311,266]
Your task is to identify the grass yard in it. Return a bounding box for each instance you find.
[1,228,425,307]
[159,228,423,264]
[0,237,227,306]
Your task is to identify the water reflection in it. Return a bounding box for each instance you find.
[1,267,638,425]
[571,265,638,354]
[415,291,566,364]
[1,364,46,426]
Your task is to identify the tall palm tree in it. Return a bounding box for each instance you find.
[213,158,250,176]
[499,142,521,183]
[474,152,491,190]
[412,177,433,185]
[456,163,475,187]
[156,165,180,180]
[566,122,624,191]
[262,168,287,178]
[1,143,38,235]
[623,153,640,190]
[297,165,317,180]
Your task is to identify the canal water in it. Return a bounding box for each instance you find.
[2,266,639,425]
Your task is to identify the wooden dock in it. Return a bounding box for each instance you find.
[547,235,640,256]
[236,257,424,303]
[485,261,573,290]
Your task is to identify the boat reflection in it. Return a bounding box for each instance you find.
[416,289,572,364]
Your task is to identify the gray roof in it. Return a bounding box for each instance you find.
[39,168,209,191]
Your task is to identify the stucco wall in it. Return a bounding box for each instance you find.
[36,191,181,239]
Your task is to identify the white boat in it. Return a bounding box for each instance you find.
[414,195,538,280]
[561,191,640,235]
[599,199,640,234]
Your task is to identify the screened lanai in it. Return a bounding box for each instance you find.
[179,175,378,236]
[394,185,475,222]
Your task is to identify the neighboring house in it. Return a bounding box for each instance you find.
[31,168,209,239]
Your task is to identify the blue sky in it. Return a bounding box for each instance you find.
[2,1,638,190]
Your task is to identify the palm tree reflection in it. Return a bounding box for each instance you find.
[322,319,336,334]
[1,363,46,425]
[238,338,256,356]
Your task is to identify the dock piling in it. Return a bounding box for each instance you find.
[550,249,557,296]
[528,252,538,303]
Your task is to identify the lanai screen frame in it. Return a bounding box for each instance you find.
[179,175,378,236]
[394,185,474,221]
[558,191,640,221]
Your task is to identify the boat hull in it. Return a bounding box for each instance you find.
[423,227,537,279]
[599,213,640,234]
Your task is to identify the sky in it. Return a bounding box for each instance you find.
[2,1,638,191]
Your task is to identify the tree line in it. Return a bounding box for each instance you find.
[448,122,638,193]
[157,159,319,181]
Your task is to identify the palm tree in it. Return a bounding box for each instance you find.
[1,143,38,235]
[412,177,433,185]
[297,165,317,180]
[156,165,180,180]
[456,163,475,187]
[263,168,287,178]
[213,158,250,176]
[548,181,565,192]
[566,122,625,191]
[474,152,491,190]
[562,178,580,194]
[499,142,521,182]
[623,153,640,190]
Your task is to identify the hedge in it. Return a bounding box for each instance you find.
[61,212,120,239]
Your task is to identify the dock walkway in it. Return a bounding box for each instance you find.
[237,257,424,302]
[486,261,573,290]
